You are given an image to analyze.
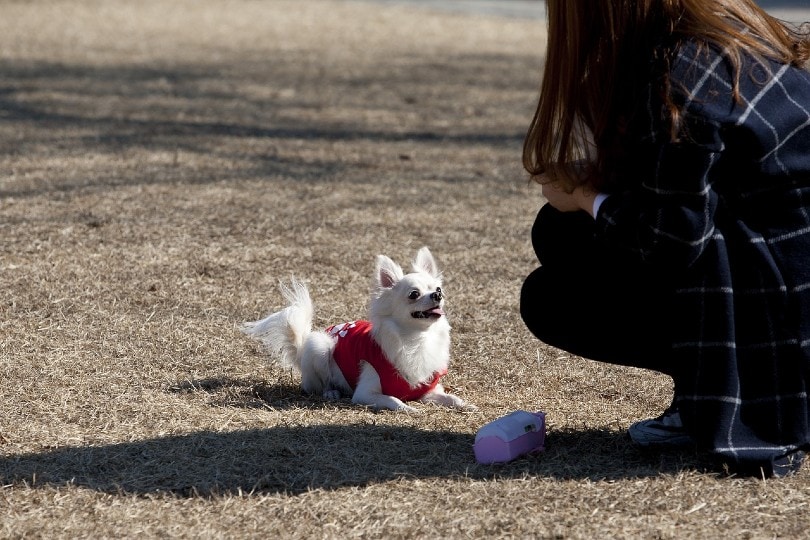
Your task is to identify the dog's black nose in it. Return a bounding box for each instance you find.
[431,290,443,302]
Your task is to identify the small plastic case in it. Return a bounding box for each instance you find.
[473,410,546,464]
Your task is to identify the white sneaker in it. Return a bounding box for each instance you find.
[628,407,693,447]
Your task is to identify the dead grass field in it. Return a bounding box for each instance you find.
[1,0,809,538]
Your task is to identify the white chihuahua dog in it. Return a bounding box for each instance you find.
[241,247,471,412]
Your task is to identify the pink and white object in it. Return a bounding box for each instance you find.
[474,410,546,464]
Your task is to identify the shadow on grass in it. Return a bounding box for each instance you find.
[2,379,716,495]
[0,54,531,198]
[167,377,359,411]
[0,423,717,496]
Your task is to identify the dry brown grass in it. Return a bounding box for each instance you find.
[1,1,809,538]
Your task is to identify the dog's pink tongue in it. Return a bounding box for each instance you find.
[427,307,445,316]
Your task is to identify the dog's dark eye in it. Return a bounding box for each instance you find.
[436,287,442,293]
[408,290,420,300]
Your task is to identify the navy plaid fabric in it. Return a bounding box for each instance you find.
[596,40,810,472]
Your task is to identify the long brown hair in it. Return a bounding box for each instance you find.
[523,0,810,190]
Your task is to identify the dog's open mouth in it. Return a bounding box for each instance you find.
[411,307,444,319]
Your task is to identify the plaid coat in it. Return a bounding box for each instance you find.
[595,40,810,471]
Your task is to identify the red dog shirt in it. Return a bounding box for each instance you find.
[325,320,446,401]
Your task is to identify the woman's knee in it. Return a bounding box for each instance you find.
[520,267,558,342]
[531,204,598,266]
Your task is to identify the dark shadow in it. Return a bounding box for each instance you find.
[167,377,359,411]
[0,52,535,198]
[165,376,717,486]
[0,425,716,497]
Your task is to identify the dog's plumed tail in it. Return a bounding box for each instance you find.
[240,279,313,371]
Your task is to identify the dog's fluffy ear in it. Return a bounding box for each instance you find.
[376,254,404,289]
[412,247,440,278]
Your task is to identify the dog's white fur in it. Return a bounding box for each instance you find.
[241,247,471,412]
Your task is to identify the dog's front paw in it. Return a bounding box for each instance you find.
[395,403,422,414]
[354,393,420,413]
[421,391,472,409]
